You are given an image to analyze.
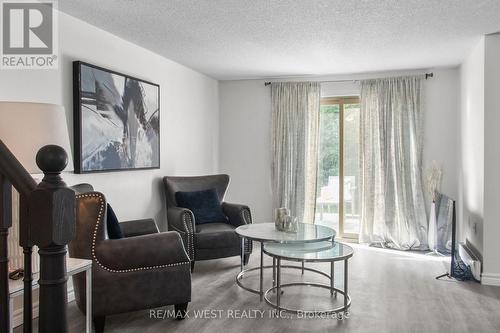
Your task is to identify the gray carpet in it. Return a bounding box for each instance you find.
[16,243,500,333]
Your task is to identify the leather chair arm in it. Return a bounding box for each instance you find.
[167,206,196,233]
[222,202,252,227]
[94,231,190,272]
[167,206,195,261]
[120,218,159,238]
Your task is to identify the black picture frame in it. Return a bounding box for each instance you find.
[73,61,160,173]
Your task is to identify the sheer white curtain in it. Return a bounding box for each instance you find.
[271,82,320,223]
[359,76,428,250]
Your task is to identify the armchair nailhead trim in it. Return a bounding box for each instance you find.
[76,193,190,272]
[242,208,252,225]
[242,208,253,254]
[182,212,195,260]
[170,225,192,259]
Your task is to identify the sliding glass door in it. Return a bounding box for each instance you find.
[315,96,361,239]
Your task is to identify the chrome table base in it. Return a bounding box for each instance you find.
[264,257,351,314]
[236,241,330,300]
[264,283,351,314]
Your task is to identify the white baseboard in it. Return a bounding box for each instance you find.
[481,272,500,286]
[12,287,75,328]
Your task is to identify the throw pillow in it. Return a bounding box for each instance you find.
[106,203,124,239]
[175,188,227,224]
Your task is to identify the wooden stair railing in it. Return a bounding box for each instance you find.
[0,140,75,333]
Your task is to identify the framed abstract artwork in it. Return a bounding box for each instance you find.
[73,61,160,173]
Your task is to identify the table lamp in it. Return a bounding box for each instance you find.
[0,101,73,174]
[0,101,73,274]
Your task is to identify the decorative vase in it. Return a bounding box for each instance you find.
[428,201,437,251]
[274,207,289,231]
[283,215,298,233]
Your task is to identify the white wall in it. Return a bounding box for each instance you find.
[483,33,500,284]
[458,34,500,286]
[219,68,460,223]
[219,80,273,222]
[422,69,460,203]
[459,38,485,257]
[0,12,220,230]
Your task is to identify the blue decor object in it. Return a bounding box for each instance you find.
[452,254,475,281]
[106,203,124,239]
[175,188,227,224]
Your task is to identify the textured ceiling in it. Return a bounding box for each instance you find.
[59,0,500,80]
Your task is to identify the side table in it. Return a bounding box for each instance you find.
[263,241,353,314]
[9,257,92,333]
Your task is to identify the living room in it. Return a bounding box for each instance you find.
[0,1,499,332]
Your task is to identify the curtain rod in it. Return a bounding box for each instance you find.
[264,72,434,86]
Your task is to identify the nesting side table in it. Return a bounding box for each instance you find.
[263,241,353,314]
[235,222,336,301]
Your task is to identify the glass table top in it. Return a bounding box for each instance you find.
[235,222,335,243]
[263,241,354,262]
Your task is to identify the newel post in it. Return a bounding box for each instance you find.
[29,145,75,333]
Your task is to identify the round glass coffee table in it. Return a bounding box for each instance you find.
[263,241,353,314]
[235,222,335,301]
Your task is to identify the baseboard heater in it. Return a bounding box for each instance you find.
[458,242,481,281]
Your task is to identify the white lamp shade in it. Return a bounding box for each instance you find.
[0,101,73,174]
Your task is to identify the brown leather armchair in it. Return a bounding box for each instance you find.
[69,184,191,332]
[163,174,252,272]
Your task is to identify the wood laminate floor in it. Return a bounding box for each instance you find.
[16,243,500,333]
